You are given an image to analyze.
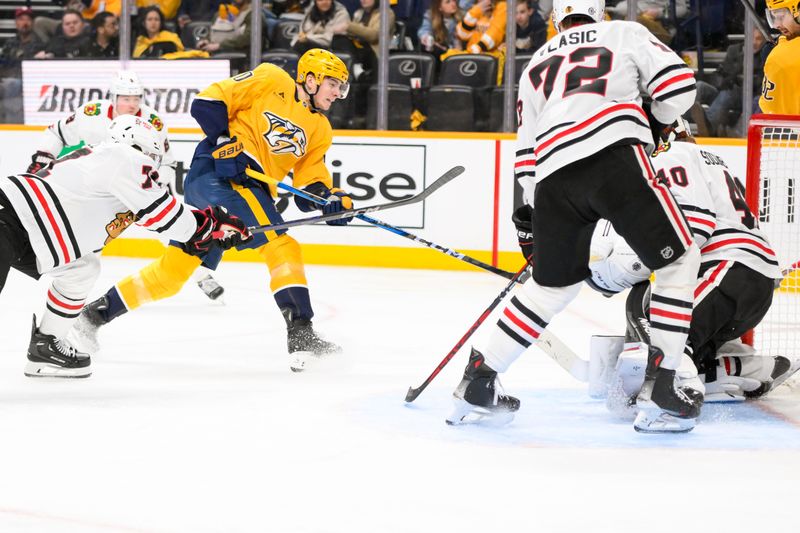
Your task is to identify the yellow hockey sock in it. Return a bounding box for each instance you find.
[116,246,202,310]
[258,234,308,293]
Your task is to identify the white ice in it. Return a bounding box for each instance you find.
[1,258,799,533]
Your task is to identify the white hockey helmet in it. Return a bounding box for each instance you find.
[107,115,163,168]
[110,70,144,100]
[552,0,605,29]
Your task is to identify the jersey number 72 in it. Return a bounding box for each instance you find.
[528,47,613,100]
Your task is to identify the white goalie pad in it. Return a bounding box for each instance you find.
[588,335,624,398]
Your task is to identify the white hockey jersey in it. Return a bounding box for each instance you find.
[515,20,696,197]
[650,141,782,280]
[0,143,197,274]
[35,99,177,185]
[587,142,781,294]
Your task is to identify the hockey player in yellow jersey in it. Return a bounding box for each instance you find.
[74,49,355,371]
[760,0,800,114]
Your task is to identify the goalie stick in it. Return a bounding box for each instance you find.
[247,166,465,235]
[244,168,515,280]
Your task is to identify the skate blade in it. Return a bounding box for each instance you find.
[24,361,91,379]
[445,398,515,427]
[633,408,695,433]
[290,351,312,373]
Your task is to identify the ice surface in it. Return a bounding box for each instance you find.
[1,258,798,533]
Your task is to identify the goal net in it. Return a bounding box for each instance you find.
[745,114,800,368]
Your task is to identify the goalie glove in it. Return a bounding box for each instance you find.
[294,182,355,226]
[180,206,252,257]
[27,151,55,174]
[512,204,533,263]
[211,136,249,183]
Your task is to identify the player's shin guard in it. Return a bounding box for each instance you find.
[116,245,202,310]
[648,244,699,370]
[475,278,582,373]
[259,234,312,317]
[259,235,339,371]
[40,254,100,339]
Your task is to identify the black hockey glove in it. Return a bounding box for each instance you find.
[512,204,534,263]
[294,182,355,226]
[27,151,55,175]
[181,206,252,257]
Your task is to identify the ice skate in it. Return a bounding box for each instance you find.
[196,274,225,302]
[284,311,341,372]
[745,356,798,398]
[446,349,520,426]
[634,347,702,433]
[25,315,91,378]
[71,296,110,353]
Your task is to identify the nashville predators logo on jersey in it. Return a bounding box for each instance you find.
[263,111,307,156]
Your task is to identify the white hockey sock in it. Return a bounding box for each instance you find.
[191,266,213,283]
[477,278,581,373]
[649,244,699,370]
[40,285,87,338]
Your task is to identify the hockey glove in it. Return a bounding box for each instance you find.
[27,151,55,175]
[512,204,534,263]
[211,136,249,183]
[181,206,252,257]
[294,182,355,226]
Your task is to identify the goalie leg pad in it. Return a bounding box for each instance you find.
[588,335,624,399]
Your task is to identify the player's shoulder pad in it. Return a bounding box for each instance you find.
[139,104,166,132]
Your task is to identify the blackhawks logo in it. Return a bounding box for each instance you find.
[148,114,164,131]
[104,211,136,244]
[83,103,100,116]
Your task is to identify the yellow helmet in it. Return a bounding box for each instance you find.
[296,48,350,99]
[765,0,800,27]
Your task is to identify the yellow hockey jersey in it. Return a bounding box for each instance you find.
[196,63,333,195]
[759,35,800,115]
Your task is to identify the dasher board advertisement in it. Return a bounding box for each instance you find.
[21,60,230,128]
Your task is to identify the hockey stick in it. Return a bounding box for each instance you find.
[244,168,515,280]
[246,166,465,235]
[405,264,531,403]
[537,330,590,382]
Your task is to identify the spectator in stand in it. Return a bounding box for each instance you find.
[134,6,185,57]
[81,11,119,57]
[514,0,546,53]
[0,8,44,123]
[455,0,506,54]
[418,0,463,56]
[33,2,90,45]
[197,0,264,55]
[294,0,351,54]
[690,26,767,137]
[609,0,688,44]
[138,1,181,21]
[331,0,394,81]
[35,9,89,59]
[177,0,223,30]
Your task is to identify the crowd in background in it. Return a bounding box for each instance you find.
[0,1,781,133]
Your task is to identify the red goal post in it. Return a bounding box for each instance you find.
[743,114,800,362]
